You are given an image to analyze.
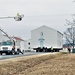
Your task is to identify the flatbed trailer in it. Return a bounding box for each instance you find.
[33,47,62,52]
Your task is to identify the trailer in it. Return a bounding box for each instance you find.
[33,47,62,52]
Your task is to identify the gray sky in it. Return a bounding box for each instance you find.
[0,0,75,40]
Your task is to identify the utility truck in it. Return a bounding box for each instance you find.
[0,39,24,55]
[0,13,24,55]
[0,40,18,55]
[0,28,24,55]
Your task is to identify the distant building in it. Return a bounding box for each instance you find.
[25,39,32,51]
[13,36,25,51]
[63,43,72,50]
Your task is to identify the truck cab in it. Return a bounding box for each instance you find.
[0,41,19,55]
[1,41,13,50]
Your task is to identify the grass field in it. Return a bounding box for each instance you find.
[0,52,75,75]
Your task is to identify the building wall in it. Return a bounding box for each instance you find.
[31,25,62,48]
[57,31,63,48]
[25,39,31,50]
[20,41,26,51]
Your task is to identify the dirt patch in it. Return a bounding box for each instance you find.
[0,52,75,75]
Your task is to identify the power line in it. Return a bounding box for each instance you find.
[25,14,73,17]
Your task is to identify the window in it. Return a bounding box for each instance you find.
[2,41,12,45]
[40,32,43,37]
[28,42,30,45]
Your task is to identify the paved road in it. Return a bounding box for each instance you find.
[0,52,50,60]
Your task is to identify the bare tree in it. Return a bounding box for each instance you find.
[64,17,75,49]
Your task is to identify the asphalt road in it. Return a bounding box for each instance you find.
[0,52,50,60]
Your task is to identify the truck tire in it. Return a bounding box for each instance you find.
[10,52,13,55]
[11,51,15,55]
[36,49,38,52]
[6,53,8,55]
[0,53,2,55]
[12,52,15,55]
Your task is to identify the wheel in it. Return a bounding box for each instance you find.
[10,51,15,55]
[0,53,2,55]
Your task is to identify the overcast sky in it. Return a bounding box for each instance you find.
[0,0,75,40]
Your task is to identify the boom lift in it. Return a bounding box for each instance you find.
[0,13,24,55]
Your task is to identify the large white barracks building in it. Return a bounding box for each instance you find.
[26,25,63,52]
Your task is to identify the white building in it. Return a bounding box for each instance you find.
[25,39,32,51]
[13,36,25,51]
[31,25,63,50]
